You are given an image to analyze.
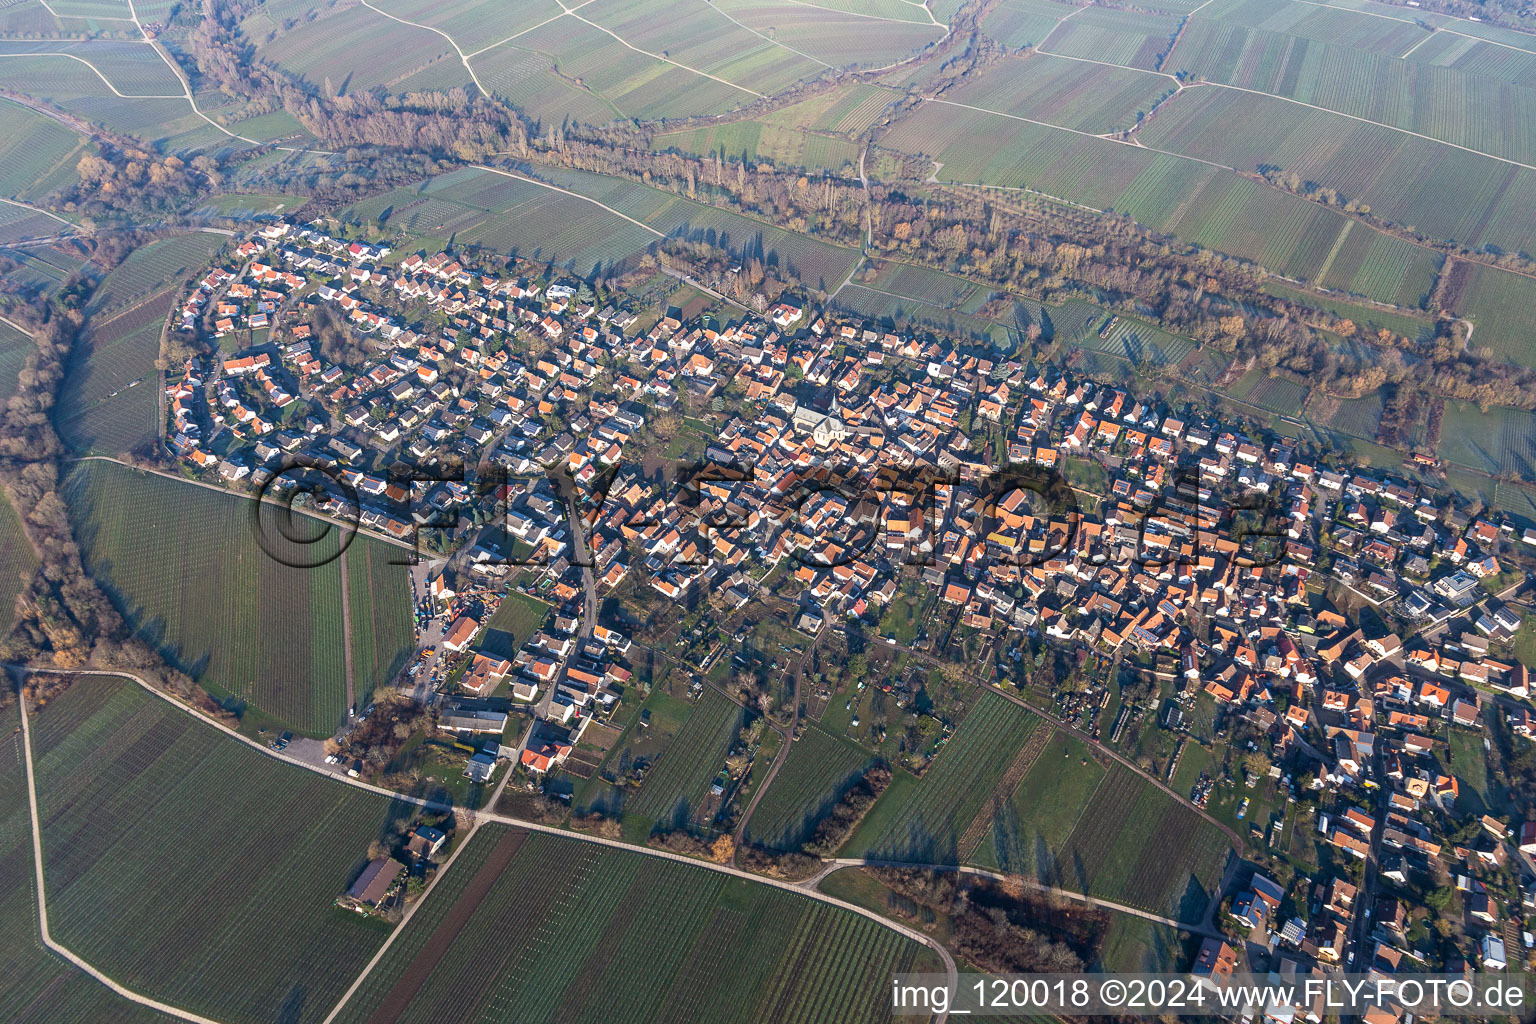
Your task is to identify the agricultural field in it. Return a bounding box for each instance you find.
[880,103,1408,299]
[744,725,875,849]
[363,0,555,53]
[63,460,415,736]
[186,192,308,220]
[256,5,465,96]
[1097,916,1193,973]
[0,48,215,146]
[580,0,829,97]
[1138,85,1526,261]
[1436,402,1536,478]
[86,231,228,318]
[530,165,864,289]
[627,687,744,828]
[713,0,946,69]
[0,202,67,245]
[975,730,1233,922]
[343,167,661,275]
[345,541,417,708]
[28,676,409,1024]
[0,100,90,203]
[0,317,33,401]
[0,490,37,633]
[1077,314,1196,370]
[981,0,1079,49]
[761,83,901,136]
[332,823,934,1024]
[944,55,1174,134]
[1165,0,1536,166]
[480,588,551,656]
[1224,368,1309,418]
[55,288,172,455]
[1039,5,1182,69]
[2,243,90,298]
[472,16,753,124]
[651,120,862,174]
[0,701,183,1024]
[1441,260,1536,368]
[841,691,1042,863]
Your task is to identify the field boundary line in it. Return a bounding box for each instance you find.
[14,664,960,1024]
[14,678,229,1024]
[357,0,487,97]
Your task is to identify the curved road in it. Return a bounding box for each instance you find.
[12,665,958,1024]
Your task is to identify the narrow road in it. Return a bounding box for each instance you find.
[14,664,958,1024]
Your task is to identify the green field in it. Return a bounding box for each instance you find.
[0,700,184,1024]
[256,5,464,95]
[332,822,934,1024]
[63,461,415,736]
[86,232,228,318]
[28,677,410,1024]
[0,490,37,634]
[479,588,550,658]
[627,687,744,828]
[343,167,661,275]
[1097,915,1192,973]
[1138,81,1527,260]
[977,741,1235,922]
[945,55,1174,134]
[1444,260,1536,368]
[0,99,90,202]
[841,691,1041,863]
[1168,0,1536,168]
[56,289,169,455]
[345,541,417,708]
[745,725,875,849]
[1437,402,1536,478]
[652,120,862,174]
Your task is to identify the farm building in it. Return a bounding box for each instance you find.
[340,857,402,912]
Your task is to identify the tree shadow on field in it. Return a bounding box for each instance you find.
[880,815,958,867]
[276,982,306,1024]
